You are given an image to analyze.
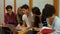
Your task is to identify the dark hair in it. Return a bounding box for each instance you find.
[17,7,23,21]
[21,4,29,9]
[42,8,47,18]
[6,5,12,10]
[32,7,41,15]
[41,8,48,26]
[45,4,52,9]
[34,16,40,28]
[32,7,41,28]
[44,4,55,17]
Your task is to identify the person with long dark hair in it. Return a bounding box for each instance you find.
[17,7,24,26]
[32,7,42,34]
[41,8,48,27]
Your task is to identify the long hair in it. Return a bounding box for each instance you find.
[17,7,22,23]
[32,7,41,28]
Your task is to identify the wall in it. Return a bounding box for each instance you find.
[0,0,4,25]
[33,0,53,12]
[4,0,54,13]
[16,0,29,13]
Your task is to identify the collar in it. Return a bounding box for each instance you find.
[7,12,14,16]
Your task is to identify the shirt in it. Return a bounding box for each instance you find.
[22,13,33,27]
[4,12,18,26]
[51,16,60,34]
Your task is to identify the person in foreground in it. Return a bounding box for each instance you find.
[44,4,60,34]
[38,4,60,34]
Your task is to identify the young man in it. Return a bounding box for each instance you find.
[44,4,60,34]
[2,5,18,34]
[4,5,18,26]
[21,4,33,27]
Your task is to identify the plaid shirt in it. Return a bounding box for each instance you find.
[4,12,18,26]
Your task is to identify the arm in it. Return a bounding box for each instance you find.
[4,14,7,24]
[2,14,7,27]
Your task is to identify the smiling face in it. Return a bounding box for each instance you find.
[22,8,29,15]
[18,8,24,15]
[6,5,13,15]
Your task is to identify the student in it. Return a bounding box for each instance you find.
[2,5,18,34]
[32,7,42,34]
[21,4,33,27]
[44,4,60,34]
[5,5,18,26]
[17,7,24,26]
[32,7,41,28]
[41,4,51,27]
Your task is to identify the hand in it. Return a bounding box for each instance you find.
[2,22,6,25]
[27,26,32,29]
[16,24,21,30]
[2,22,7,27]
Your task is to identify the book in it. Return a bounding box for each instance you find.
[40,27,55,34]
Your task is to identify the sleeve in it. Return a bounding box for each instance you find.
[22,15,27,21]
[22,15,28,26]
[51,21,60,34]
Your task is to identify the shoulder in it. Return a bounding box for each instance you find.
[12,12,17,16]
[55,16,60,22]
[4,13,8,16]
[22,14,27,20]
[23,14,27,17]
[54,16,60,26]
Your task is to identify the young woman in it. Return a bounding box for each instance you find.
[32,7,42,34]
[17,7,24,26]
[32,7,42,28]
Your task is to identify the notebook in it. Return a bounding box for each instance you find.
[40,27,55,34]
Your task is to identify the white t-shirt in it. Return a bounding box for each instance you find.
[22,13,33,27]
